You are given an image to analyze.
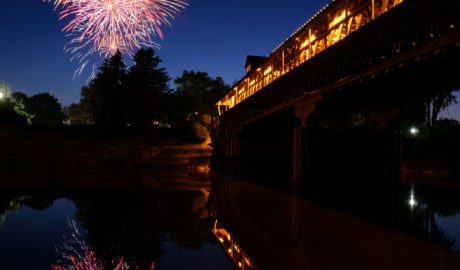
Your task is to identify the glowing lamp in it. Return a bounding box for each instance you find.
[409,127,419,136]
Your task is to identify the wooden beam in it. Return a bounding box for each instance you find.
[372,0,375,20]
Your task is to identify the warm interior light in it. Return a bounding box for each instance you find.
[300,39,309,49]
[264,66,272,76]
[245,258,251,265]
[329,10,346,29]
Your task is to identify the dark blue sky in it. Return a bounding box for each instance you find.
[0,0,459,119]
[0,0,329,104]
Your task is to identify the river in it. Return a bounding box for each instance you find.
[0,174,460,269]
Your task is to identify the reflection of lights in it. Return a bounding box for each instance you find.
[245,258,252,266]
[409,196,417,207]
[409,185,418,208]
[410,127,419,136]
[212,220,257,269]
[54,219,155,269]
[197,165,210,174]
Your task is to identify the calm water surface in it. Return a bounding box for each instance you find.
[1,177,460,269]
[0,189,234,270]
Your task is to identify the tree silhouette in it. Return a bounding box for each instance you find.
[64,103,90,125]
[126,48,170,126]
[425,89,457,133]
[401,89,458,137]
[12,92,28,103]
[172,71,229,124]
[26,93,66,125]
[81,51,127,127]
[73,190,210,268]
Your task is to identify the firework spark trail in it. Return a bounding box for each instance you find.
[53,219,155,270]
[46,0,187,78]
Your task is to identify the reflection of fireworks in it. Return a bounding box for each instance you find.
[46,0,187,78]
[53,219,155,270]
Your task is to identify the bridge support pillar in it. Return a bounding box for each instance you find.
[222,128,241,164]
[292,102,317,183]
[292,126,303,183]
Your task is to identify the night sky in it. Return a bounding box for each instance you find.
[0,0,459,119]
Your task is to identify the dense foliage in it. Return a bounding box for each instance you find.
[0,83,33,125]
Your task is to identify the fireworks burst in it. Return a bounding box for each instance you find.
[46,0,187,78]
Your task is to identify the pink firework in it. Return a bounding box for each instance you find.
[47,0,187,77]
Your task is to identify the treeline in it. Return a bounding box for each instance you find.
[400,88,459,138]
[4,47,458,140]
[0,83,64,125]
[0,48,229,140]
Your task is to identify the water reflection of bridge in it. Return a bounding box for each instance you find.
[211,175,460,270]
[213,0,460,183]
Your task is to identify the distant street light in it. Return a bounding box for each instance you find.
[410,127,419,136]
[0,92,4,100]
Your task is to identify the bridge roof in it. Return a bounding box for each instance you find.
[270,0,338,55]
[245,56,268,71]
[229,0,338,89]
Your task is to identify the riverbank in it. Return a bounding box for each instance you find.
[0,126,212,189]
